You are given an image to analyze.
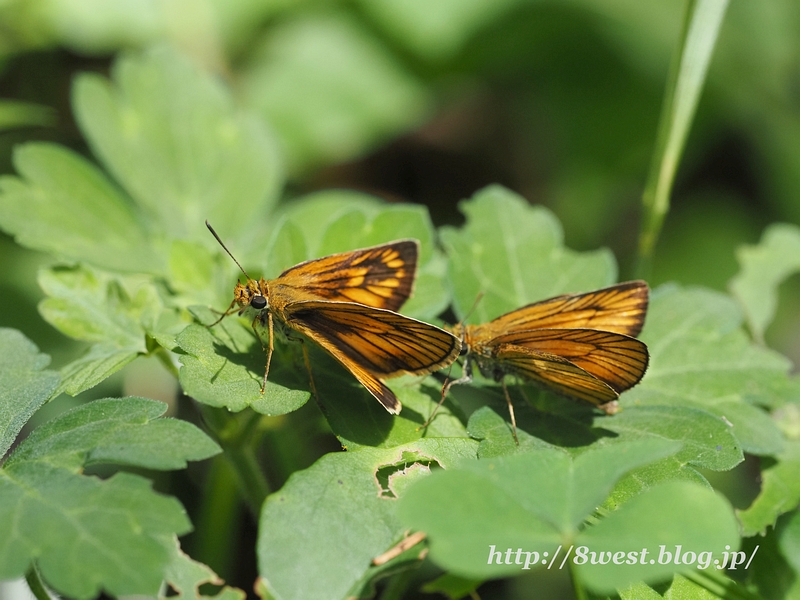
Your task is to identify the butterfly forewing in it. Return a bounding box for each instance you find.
[282,300,461,412]
[491,328,649,393]
[479,281,649,339]
[275,240,418,310]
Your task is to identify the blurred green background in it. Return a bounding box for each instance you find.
[0,0,799,595]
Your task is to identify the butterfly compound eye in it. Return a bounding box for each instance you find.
[251,295,267,310]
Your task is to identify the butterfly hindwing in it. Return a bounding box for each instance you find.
[491,328,649,393]
[491,342,620,405]
[276,240,419,310]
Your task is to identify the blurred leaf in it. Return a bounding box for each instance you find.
[440,185,616,324]
[177,312,310,415]
[397,440,681,578]
[730,223,800,342]
[359,0,521,61]
[162,535,246,600]
[0,396,218,598]
[0,142,162,273]
[6,397,220,471]
[73,46,282,240]
[38,266,160,347]
[240,13,430,173]
[638,0,730,271]
[778,509,800,575]
[257,439,478,600]
[576,482,739,593]
[38,265,163,395]
[421,573,483,599]
[0,329,60,458]
[0,99,56,129]
[629,285,790,455]
[738,442,800,536]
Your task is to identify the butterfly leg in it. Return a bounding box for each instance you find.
[418,358,473,432]
[248,312,274,393]
[501,378,520,446]
[299,338,320,403]
[207,298,239,327]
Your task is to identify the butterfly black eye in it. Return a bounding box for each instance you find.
[251,295,267,310]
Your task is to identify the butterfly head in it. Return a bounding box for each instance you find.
[233,278,270,312]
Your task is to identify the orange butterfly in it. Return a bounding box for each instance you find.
[431,281,650,443]
[206,222,460,413]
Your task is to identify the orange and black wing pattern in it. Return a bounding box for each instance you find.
[274,240,419,311]
[476,281,649,339]
[282,300,461,413]
[489,328,649,402]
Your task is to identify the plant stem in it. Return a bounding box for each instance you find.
[380,568,415,600]
[569,559,588,600]
[198,404,270,517]
[25,564,50,600]
[685,570,765,600]
[191,455,242,580]
[153,345,180,379]
[636,0,729,278]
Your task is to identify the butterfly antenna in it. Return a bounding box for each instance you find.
[458,291,485,327]
[206,220,252,280]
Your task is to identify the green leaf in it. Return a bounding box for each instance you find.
[6,397,220,471]
[177,313,310,415]
[38,266,159,348]
[161,535,246,600]
[638,0,730,271]
[440,185,616,324]
[257,439,478,600]
[598,406,743,508]
[0,468,186,598]
[575,482,739,593]
[240,13,430,173]
[57,343,140,397]
[629,285,789,455]
[0,142,162,273]
[738,441,800,536]
[73,46,282,240]
[38,265,164,395]
[0,396,218,598]
[397,439,681,578]
[778,509,800,575]
[600,406,742,472]
[0,329,60,458]
[730,223,800,342]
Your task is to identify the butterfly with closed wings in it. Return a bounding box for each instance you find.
[428,281,650,443]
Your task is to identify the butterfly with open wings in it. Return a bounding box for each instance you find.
[206,222,460,414]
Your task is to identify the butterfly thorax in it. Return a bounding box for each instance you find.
[449,323,500,380]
